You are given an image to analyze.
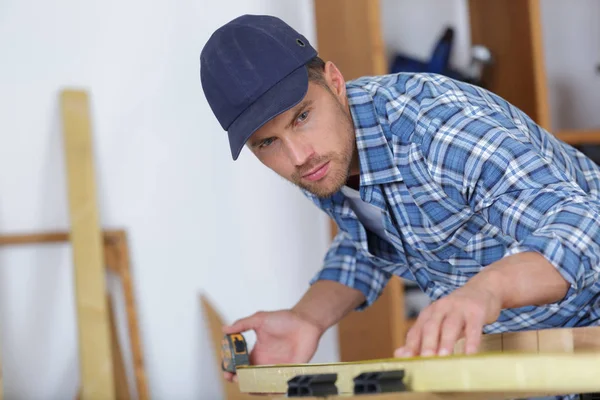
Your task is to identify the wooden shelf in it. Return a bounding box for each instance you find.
[554,129,600,145]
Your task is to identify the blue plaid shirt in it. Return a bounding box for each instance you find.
[303,72,600,334]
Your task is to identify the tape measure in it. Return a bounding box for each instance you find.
[221,333,250,373]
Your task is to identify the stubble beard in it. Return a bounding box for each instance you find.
[292,105,356,198]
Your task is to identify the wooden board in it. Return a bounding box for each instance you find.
[110,231,150,400]
[235,326,600,395]
[236,352,600,395]
[107,295,130,400]
[61,89,115,400]
[453,326,600,355]
[313,0,387,80]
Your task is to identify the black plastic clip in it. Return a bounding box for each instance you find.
[353,370,407,394]
[581,393,600,400]
[287,373,338,397]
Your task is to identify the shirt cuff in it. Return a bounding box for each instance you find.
[503,231,594,304]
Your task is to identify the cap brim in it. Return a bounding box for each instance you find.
[227,66,309,160]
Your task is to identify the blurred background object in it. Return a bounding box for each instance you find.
[389,26,493,87]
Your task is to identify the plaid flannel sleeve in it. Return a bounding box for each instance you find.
[420,101,600,308]
[310,229,392,310]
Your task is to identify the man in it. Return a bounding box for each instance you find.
[200,14,600,384]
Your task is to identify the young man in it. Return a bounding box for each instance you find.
[200,14,600,382]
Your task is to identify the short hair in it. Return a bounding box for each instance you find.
[306,56,327,85]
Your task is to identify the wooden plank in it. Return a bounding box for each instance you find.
[468,0,551,129]
[573,326,600,352]
[502,330,538,353]
[113,231,149,400]
[107,294,130,400]
[454,331,502,355]
[236,352,600,395]
[313,0,387,79]
[0,232,71,245]
[0,231,121,275]
[538,328,574,353]
[61,89,115,400]
[526,0,551,130]
[554,129,600,145]
[0,231,123,246]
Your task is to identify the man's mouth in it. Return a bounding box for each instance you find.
[302,161,330,182]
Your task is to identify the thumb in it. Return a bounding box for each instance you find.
[223,311,265,334]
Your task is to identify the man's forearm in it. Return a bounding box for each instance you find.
[467,251,571,312]
[292,280,365,334]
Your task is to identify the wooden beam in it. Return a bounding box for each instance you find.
[107,294,130,400]
[61,89,115,400]
[313,0,387,79]
[0,232,73,245]
[453,326,600,355]
[236,352,600,395]
[112,231,150,400]
[468,0,551,129]
[0,231,121,275]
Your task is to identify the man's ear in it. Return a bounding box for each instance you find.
[323,61,346,98]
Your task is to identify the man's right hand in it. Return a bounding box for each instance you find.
[222,309,323,382]
[221,280,367,383]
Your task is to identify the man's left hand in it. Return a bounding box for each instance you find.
[394,283,502,358]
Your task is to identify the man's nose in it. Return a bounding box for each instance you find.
[285,137,314,167]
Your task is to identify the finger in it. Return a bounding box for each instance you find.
[393,346,406,358]
[419,312,445,357]
[223,311,264,334]
[398,305,436,358]
[437,313,465,356]
[398,320,423,358]
[223,371,234,382]
[463,315,484,355]
[249,347,259,365]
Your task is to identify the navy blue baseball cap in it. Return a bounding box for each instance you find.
[200,14,318,160]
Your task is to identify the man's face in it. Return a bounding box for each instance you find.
[246,63,358,198]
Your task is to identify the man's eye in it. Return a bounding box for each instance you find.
[297,111,309,123]
[260,138,275,148]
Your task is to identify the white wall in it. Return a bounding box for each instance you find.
[0,1,336,399]
[540,0,600,132]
